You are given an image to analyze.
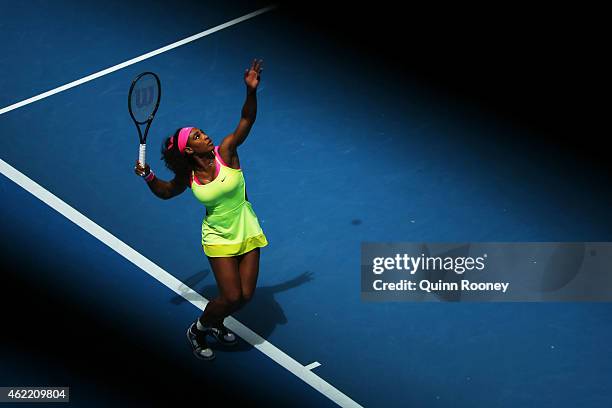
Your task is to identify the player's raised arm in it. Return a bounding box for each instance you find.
[221,59,263,152]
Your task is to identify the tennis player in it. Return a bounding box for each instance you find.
[134,59,268,360]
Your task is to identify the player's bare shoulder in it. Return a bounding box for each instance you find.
[218,137,241,169]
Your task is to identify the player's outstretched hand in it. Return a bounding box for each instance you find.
[244,58,263,91]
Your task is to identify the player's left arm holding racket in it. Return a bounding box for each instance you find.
[134,163,188,199]
[129,71,188,199]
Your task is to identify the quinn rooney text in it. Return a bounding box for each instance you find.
[372,279,510,293]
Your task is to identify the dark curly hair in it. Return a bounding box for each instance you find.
[161,128,191,177]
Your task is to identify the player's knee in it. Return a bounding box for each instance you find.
[241,288,255,303]
[221,292,242,309]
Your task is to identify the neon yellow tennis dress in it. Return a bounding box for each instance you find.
[190,146,268,257]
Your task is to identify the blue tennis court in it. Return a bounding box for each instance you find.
[1,1,611,406]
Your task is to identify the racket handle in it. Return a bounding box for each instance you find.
[138,144,147,166]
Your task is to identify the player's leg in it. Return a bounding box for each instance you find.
[238,247,261,304]
[197,256,243,346]
[206,247,261,347]
[201,256,242,324]
[201,248,261,347]
[188,256,242,357]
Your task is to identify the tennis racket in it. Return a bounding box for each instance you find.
[128,72,161,166]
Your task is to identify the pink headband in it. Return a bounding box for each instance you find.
[168,127,193,154]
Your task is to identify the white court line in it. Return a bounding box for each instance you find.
[0,5,276,116]
[0,158,363,408]
[305,362,322,370]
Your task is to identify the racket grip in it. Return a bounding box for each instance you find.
[138,144,147,166]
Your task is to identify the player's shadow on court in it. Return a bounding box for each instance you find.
[171,270,314,351]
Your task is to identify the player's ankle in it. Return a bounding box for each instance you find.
[196,318,214,332]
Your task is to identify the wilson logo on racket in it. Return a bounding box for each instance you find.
[134,87,155,108]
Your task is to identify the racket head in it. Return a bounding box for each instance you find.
[128,72,161,127]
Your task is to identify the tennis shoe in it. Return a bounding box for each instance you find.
[187,323,215,360]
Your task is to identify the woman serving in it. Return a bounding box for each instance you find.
[134,59,268,360]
